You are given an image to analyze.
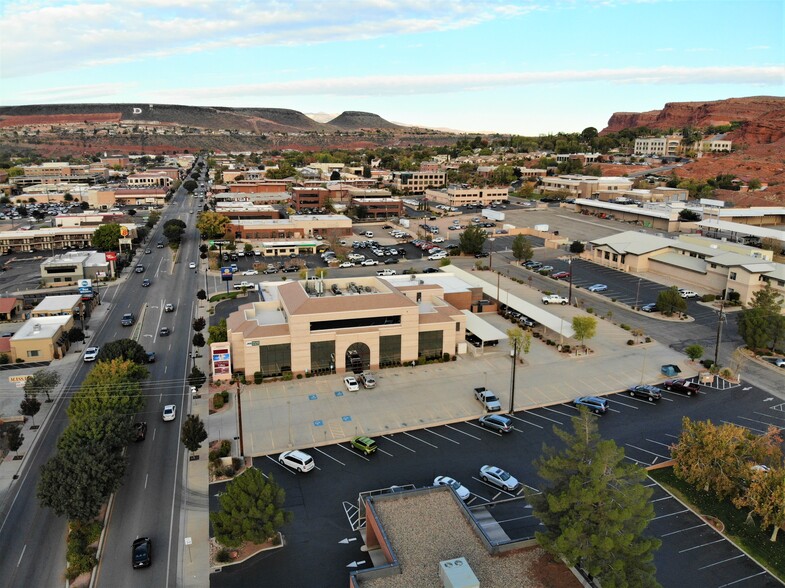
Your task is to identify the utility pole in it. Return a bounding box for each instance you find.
[235,379,244,457]
[509,338,518,414]
[568,256,574,305]
[713,299,725,367]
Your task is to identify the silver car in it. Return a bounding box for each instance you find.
[479,465,520,491]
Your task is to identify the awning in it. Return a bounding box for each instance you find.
[461,310,508,342]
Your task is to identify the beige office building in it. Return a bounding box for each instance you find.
[425,185,509,207]
[390,171,446,194]
[224,276,466,378]
[10,314,74,362]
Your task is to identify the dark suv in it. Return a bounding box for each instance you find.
[132,537,151,568]
[626,385,662,402]
[121,313,135,326]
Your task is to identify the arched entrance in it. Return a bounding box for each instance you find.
[345,342,370,374]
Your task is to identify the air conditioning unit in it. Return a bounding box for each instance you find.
[438,557,479,588]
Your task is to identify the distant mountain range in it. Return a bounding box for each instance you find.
[0,103,408,133]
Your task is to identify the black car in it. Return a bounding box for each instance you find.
[141,279,151,287]
[474,252,489,258]
[133,421,148,441]
[422,267,440,273]
[132,537,151,568]
[640,303,658,312]
[626,385,662,402]
[146,351,156,363]
[159,327,171,337]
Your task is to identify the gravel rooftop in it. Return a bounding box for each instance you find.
[356,490,579,588]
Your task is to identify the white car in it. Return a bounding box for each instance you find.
[162,404,177,422]
[678,288,699,299]
[376,269,396,276]
[189,262,197,269]
[242,269,259,276]
[339,262,354,268]
[361,259,378,266]
[83,346,100,362]
[278,450,315,473]
[433,476,471,500]
[428,253,447,260]
[479,465,520,491]
[432,237,445,243]
[344,376,360,392]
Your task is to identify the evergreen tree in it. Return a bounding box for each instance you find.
[458,225,487,255]
[530,409,661,587]
[181,414,208,453]
[511,235,533,264]
[210,468,292,548]
[656,287,687,317]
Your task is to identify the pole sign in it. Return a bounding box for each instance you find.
[211,240,229,246]
[105,251,117,262]
[220,267,234,282]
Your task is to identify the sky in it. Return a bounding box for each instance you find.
[1,0,783,135]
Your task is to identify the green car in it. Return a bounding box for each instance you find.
[351,436,377,455]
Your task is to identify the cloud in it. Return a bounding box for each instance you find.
[14,83,133,102]
[143,65,785,102]
[0,0,539,78]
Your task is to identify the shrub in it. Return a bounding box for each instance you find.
[720,367,734,379]
[701,359,715,369]
[221,390,229,402]
[254,371,263,384]
[219,439,232,458]
[586,307,594,314]
[213,394,225,409]
[701,294,717,302]
[282,371,293,381]
[232,457,244,471]
[611,298,616,302]
[561,344,571,353]
[296,373,303,379]
[443,352,451,362]
[620,323,631,330]
[727,291,741,304]
[215,548,232,563]
[627,339,635,346]
[645,337,652,343]
[223,467,235,478]
[209,450,219,461]
[0,353,9,365]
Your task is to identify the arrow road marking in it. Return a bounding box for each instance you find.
[763,397,773,402]
[339,538,357,544]
[742,387,752,391]
[347,560,366,568]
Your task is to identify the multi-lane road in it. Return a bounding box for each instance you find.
[0,164,205,586]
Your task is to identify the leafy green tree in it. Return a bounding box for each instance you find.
[210,468,292,548]
[571,316,597,351]
[193,317,206,332]
[7,426,23,454]
[511,235,533,264]
[530,409,661,587]
[67,327,85,345]
[264,162,296,179]
[20,395,41,426]
[196,211,229,239]
[146,210,161,229]
[96,339,148,365]
[569,240,585,254]
[91,223,122,251]
[188,366,207,390]
[656,287,687,317]
[684,344,704,362]
[458,225,487,255]
[678,209,701,222]
[181,414,208,454]
[183,179,197,192]
[24,368,60,402]
[192,333,206,348]
[38,443,126,522]
[197,289,207,301]
[164,223,185,244]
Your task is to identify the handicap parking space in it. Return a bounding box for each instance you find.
[647,480,780,588]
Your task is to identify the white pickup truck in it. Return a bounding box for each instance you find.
[233,281,255,290]
[541,294,568,305]
[474,387,502,412]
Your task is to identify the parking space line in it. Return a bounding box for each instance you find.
[624,455,648,465]
[402,431,438,448]
[382,435,416,452]
[508,414,544,429]
[721,420,768,434]
[645,438,673,448]
[497,514,535,524]
[756,410,785,423]
[541,406,572,420]
[465,421,502,435]
[314,447,346,466]
[736,415,784,430]
[698,554,745,570]
[378,448,394,457]
[470,477,518,498]
[660,523,706,537]
[606,398,640,410]
[717,571,768,587]
[423,428,460,444]
[619,394,662,406]
[265,455,297,475]
[664,433,680,439]
[445,424,482,440]
[679,538,726,553]
[336,444,370,461]
[524,411,564,425]
[625,443,671,460]
[653,509,690,521]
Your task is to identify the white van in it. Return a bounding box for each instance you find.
[364,231,374,238]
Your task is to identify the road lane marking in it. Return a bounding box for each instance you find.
[145,474,148,489]
[17,545,26,567]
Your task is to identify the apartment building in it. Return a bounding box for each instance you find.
[12,162,108,187]
[539,175,633,198]
[425,185,510,207]
[127,171,174,187]
[390,171,446,194]
[700,134,732,153]
[633,136,682,157]
[291,187,329,212]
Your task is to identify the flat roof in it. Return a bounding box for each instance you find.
[12,315,71,341]
[34,294,82,312]
[590,232,674,255]
[575,199,675,220]
[698,219,785,240]
[462,311,508,341]
[649,252,707,273]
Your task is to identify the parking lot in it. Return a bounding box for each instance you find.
[211,380,783,588]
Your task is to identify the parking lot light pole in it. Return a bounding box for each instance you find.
[634,278,641,311]
[568,256,573,305]
[509,338,518,414]
[489,238,496,270]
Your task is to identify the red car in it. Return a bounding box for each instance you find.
[552,271,571,280]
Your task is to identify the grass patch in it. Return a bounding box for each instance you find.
[649,467,785,582]
[209,292,240,303]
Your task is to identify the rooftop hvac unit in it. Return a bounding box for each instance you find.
[438,557,479,588]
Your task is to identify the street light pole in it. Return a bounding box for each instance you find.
[489,238,495,270]
[634,278,641,311]
[568,256,573,305]
[509,337,518,414]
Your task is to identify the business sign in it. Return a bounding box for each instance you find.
[119,226,130,237]
[220,267,234,282]
[79,287,93,295]
[77,279,92,289]
[700,198,725,208]
[105,251,117,262]
[210,240,229,246]
[9,375,31,384]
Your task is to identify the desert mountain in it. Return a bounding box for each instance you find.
[328,111,402,130]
